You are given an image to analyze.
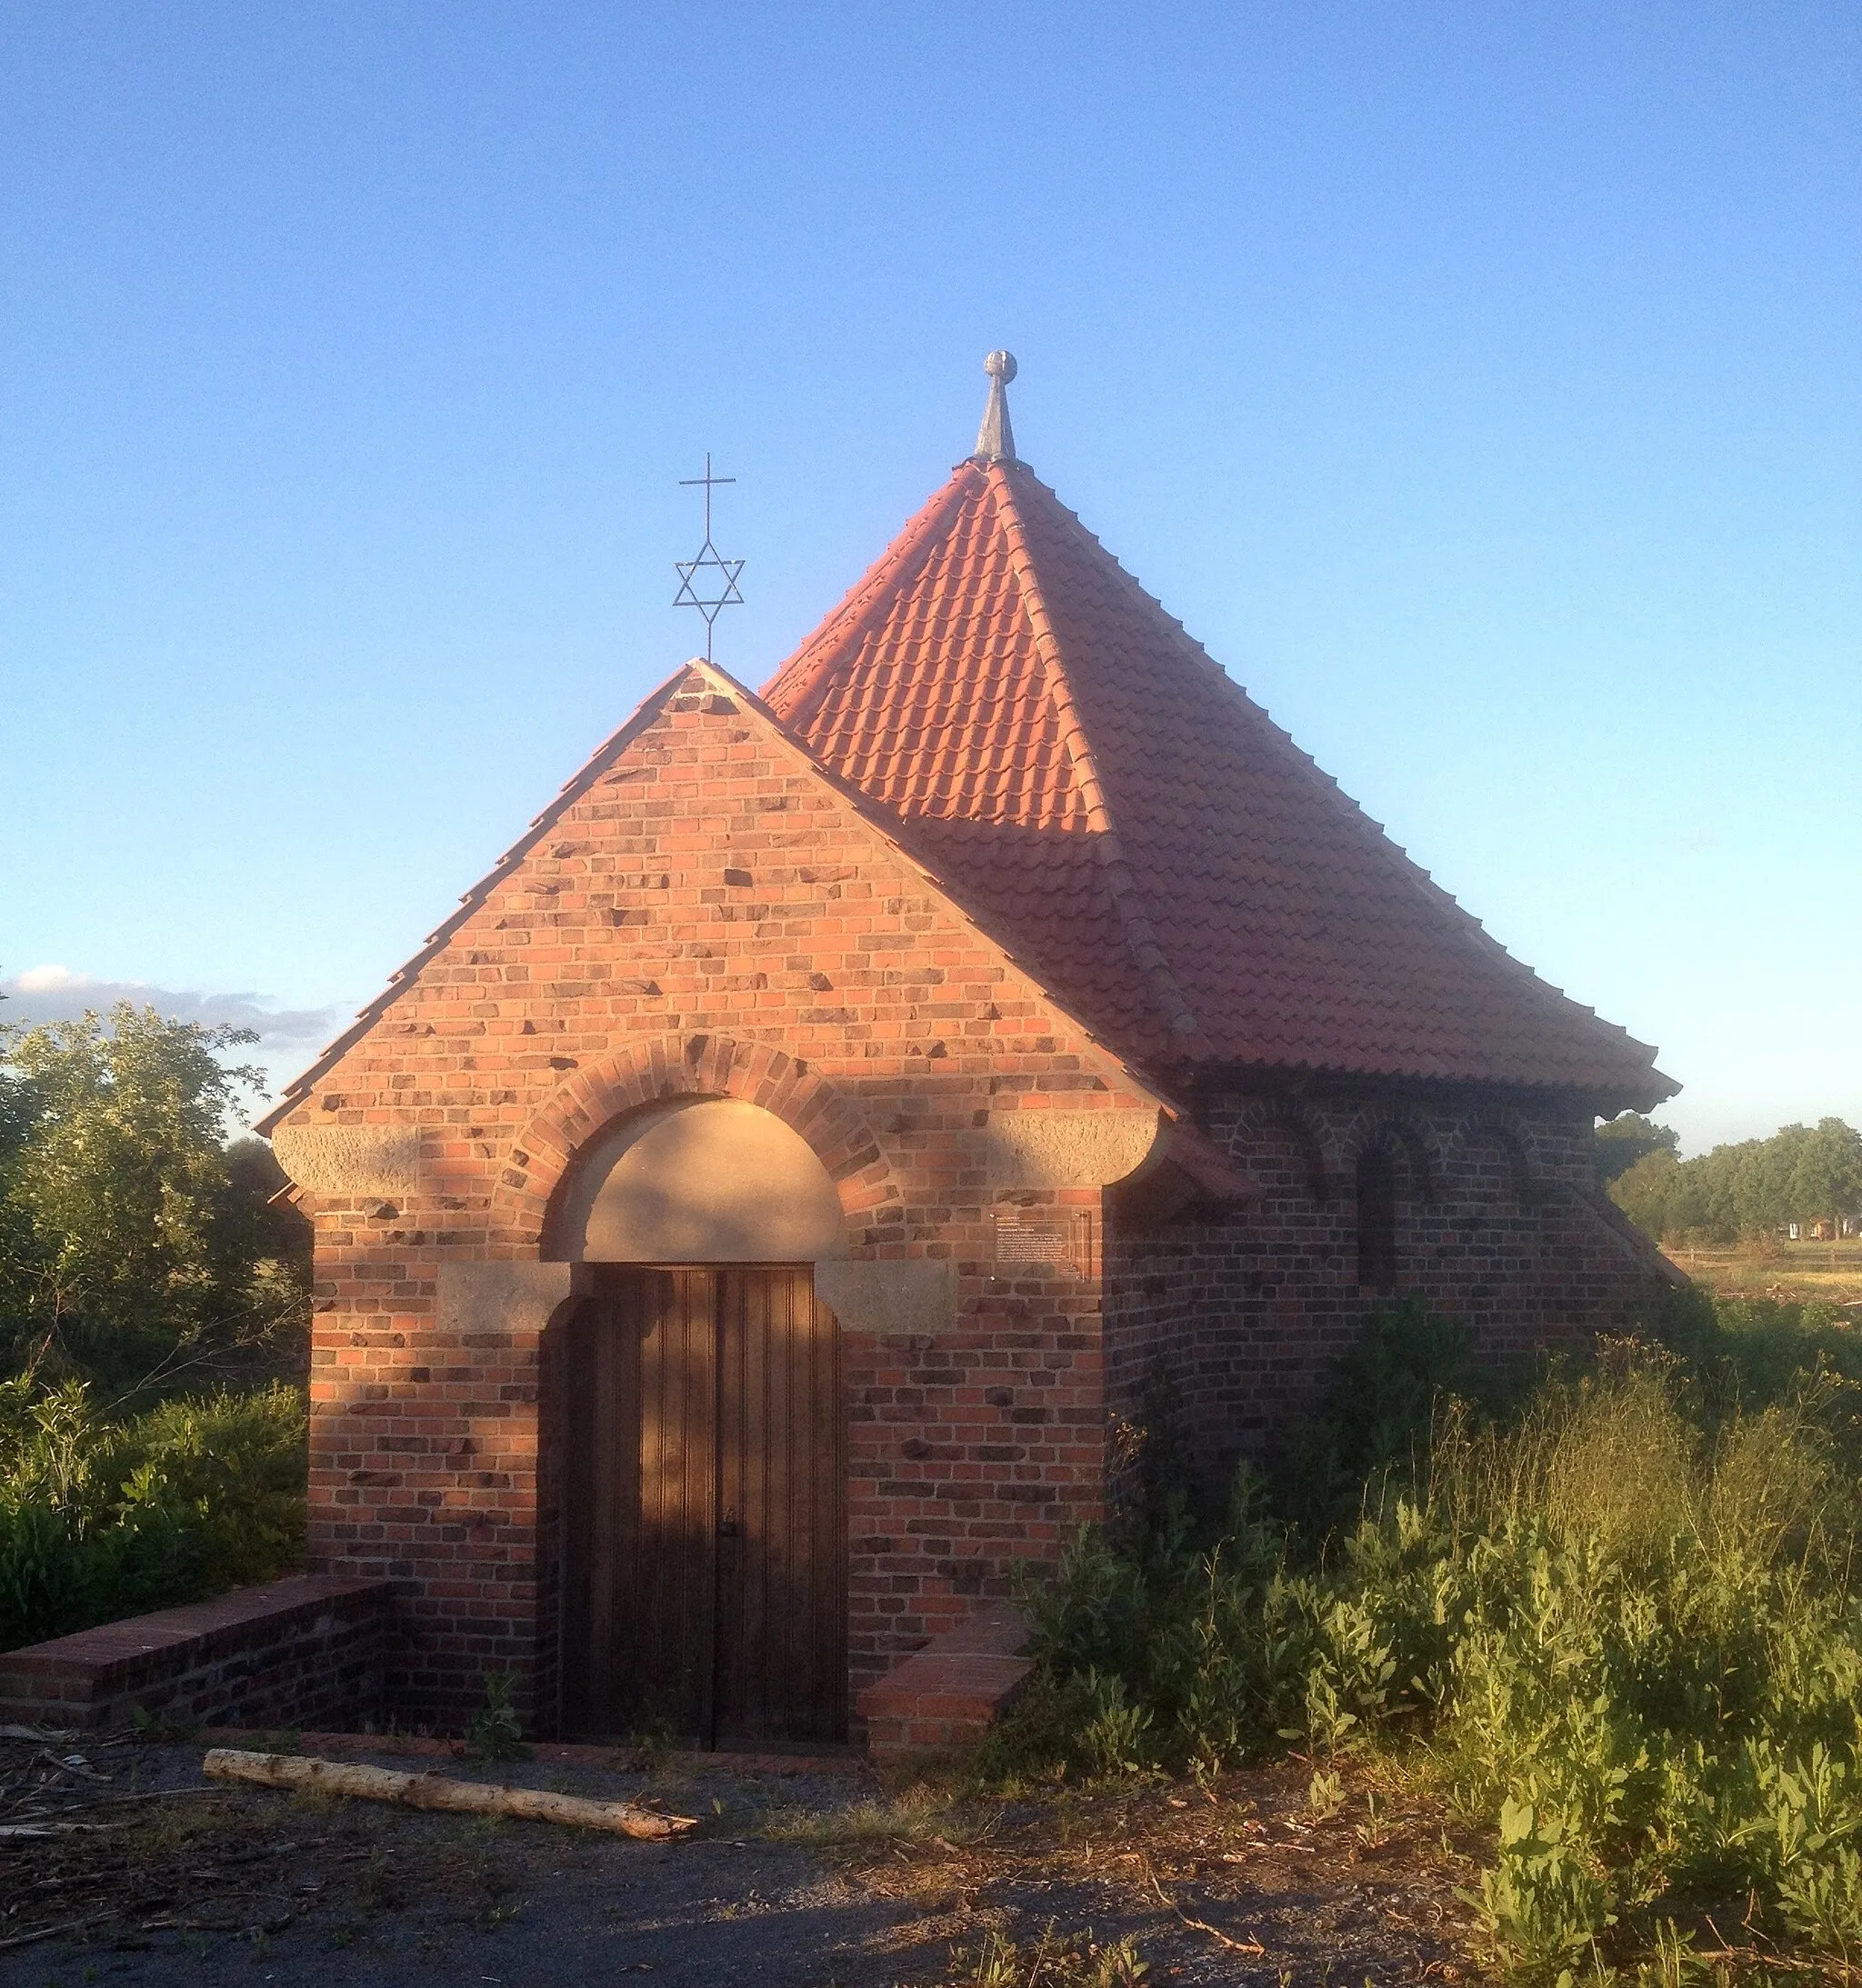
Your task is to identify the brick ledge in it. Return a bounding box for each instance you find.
[856,1603,1033,1755]
[0,1573,390,1730]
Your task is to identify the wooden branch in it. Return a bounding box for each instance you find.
[202,1749,696,1840]
[1142,1855,1267,1955]
[0,1823,121,1841]
[0,1919,91,1955]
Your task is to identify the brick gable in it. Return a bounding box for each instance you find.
[269,662,1171,1729]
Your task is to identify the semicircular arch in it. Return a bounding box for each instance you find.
[1228,1099,1334,1202]
[1450,1107,1542,1204]
[1341,1108,1443,1205]
[488,1034,898,1254]
[546,1095,848,1263]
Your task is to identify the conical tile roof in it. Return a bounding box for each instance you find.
[765,456,1671,1109]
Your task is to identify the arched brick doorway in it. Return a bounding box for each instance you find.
[551,1098,848,1747]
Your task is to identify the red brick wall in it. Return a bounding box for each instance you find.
[1104,1088,1681,1497]
[0,1575,388,1733]
[851,1224,1105,1671]
[279,669,1156,1733]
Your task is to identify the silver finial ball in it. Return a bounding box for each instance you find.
[984,349,1017,384]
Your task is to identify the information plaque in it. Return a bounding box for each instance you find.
[990,1207,1094,1277]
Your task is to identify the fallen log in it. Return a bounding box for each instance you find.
[202,1748,696,1840]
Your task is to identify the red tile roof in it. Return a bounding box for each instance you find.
[765,458,1672,1108]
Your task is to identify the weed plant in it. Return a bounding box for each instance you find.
[0,1374,305,1649]
[949,1922,1148,1986]
[760,1783,983,1850]
[986,1300,1862,1981]
[465,1671,531,1761]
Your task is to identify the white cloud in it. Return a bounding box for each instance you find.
[2,970,346,1051]
[15,964,87,993]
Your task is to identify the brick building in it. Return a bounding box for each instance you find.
[261,356,1677,1745]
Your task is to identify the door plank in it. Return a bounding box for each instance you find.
[565,1264,844,1744]
[635,1268,716,1738]
[713,1266,846,1744]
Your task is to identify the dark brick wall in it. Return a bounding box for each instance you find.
[1103,1087,1680,1495]
[0,1575,389,1733]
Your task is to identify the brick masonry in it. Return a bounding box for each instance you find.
[0,1574,389,1732]
[271,670,1157,1734]
[266,664,1680,1743]
[856,1602,1034,1754]
[1104,1087,1682,1492]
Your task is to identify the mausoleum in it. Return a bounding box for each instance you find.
[259,356,1677,1746]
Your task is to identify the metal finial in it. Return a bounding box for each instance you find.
[673,453,746,661]
[974,349,1018,463]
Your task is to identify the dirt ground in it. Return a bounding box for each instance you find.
[0,1728,1487,1986]
[1667,1240,1862,1310]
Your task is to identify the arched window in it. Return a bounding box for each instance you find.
[1356,1144,1398,1293]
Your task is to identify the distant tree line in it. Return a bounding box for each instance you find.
[1603,1113,1862,1244]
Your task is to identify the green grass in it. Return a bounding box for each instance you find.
[758,1783,986,1850]
[1667,1238,1862,1308]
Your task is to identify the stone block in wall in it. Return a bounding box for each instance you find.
[273,1124,421,1198]
[816,1260,958,1339]
[985,1109,1161,1190]
[435,1261,576,1342]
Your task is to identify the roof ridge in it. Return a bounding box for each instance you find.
[985,462,1212,1056]
[762,465,982,728]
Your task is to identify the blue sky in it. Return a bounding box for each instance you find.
[3,3,1857,1154]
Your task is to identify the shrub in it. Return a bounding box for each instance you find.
[993,1303,1862,1979]
[0,1375,305,1651]
[1272,1294,1523,1543]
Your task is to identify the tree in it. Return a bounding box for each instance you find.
[1608,1115,1862,1244]
[0,1005,307,1399]
[1610,1148,1682,1240]
[1787,1118,1862,1235]
[1595,1113,1680,1186]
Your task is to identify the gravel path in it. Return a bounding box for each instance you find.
[0,1734,1485,1985]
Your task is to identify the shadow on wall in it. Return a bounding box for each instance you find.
[545,1097,847,1264]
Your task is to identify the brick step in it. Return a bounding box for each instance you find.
[856,1602,1033,1755]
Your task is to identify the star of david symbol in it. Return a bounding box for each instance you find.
[673,454,746,661]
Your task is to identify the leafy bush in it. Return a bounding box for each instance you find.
[1270,1294,1520,1539]
[0,1375,306,1651]
[991,1303,1862,1980]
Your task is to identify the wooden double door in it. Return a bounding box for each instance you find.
[561,1265,846,1746]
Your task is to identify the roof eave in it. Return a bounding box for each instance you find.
[1177,1054,1679,1120]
